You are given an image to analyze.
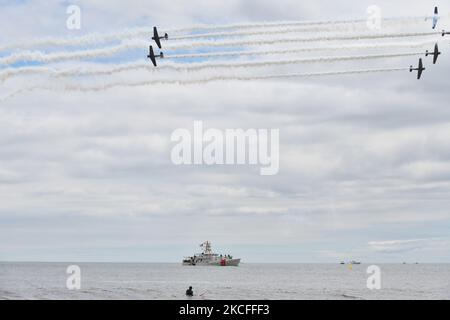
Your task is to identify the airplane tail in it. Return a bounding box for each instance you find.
[409,66,413,72]
[435,7,438,15]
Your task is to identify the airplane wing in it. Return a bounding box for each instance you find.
[417,59,423,79]
[148,46,157,66]
[417,69,423,80]
[433,44,439,64]
[153,27,162,49]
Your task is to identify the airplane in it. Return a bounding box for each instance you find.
[147,45,164,67]
[410,58,425,80]
[442,30,450,36]
[432,6,439,29]
[152,26,168,49]
[425,43,441,64]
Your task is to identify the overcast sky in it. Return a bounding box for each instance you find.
[0,0,450,263]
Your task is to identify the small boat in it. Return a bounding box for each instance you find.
[341,261,361,265]
[182,241,241,267]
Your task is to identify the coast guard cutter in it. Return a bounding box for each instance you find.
[182,241,241,266]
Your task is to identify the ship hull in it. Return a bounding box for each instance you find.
[182,258,241,266]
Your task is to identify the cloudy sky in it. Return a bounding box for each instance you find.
[1,0,450,263]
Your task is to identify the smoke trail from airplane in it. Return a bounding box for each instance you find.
[0,67,410,102]
[177,52,422,71]
[169,23,377,40]
[0,28,152,52]
[0,40,148,65]
[0,39,435,82]
[0,21,367,52]
[167,32,439,50]
[168,41,435,59]
[0,52,424,83]
[0,67,47,83]
[0,16,431,52]
[0,24,364,52]
[171,26,340,40]
[186,68,409,83]
[0,31,438,66]
[171,16,427,33]
[70,52,424,74]
[170,18,434,40]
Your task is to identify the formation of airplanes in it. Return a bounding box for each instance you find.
[410,7,445,80]
[147,7,447,80]
[147,27,168,67]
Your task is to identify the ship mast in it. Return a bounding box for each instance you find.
[200,241,213,254]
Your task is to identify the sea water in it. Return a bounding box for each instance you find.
[0,262,449,300]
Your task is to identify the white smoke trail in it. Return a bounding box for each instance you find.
[171,17,437,40]
[0,32,438,66]
[168,40,435,60]
[0,40,148,65]
[0,40,435,83]
[0,52,424,83]
[167,32,439,50]
[0,67,50,83]
[0,15,429,52]
[172,16,430,33]
[172,19,367,34]
[0,24,364,53]
[170,27,323,40]
[70,52,424,74]
[0,20,362,50]
[0,28,153,52]
[0,67,410,102]
[0,21,366,52]
[170,24,368,40]
[95,68,409,87]
[188,52,422,70]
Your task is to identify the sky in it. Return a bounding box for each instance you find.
[0,0,450,263]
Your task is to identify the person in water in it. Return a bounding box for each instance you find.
[186,286,193,297]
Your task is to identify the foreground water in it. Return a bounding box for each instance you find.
[0,262,449,300]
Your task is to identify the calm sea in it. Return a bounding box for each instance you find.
[0,262,449,300]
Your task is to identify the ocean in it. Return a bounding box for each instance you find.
[0,262,449,300]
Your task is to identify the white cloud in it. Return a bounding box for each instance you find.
[368,238,449,253]
[1,0,450,262]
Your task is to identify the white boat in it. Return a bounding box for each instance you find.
[182,241,241,266]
